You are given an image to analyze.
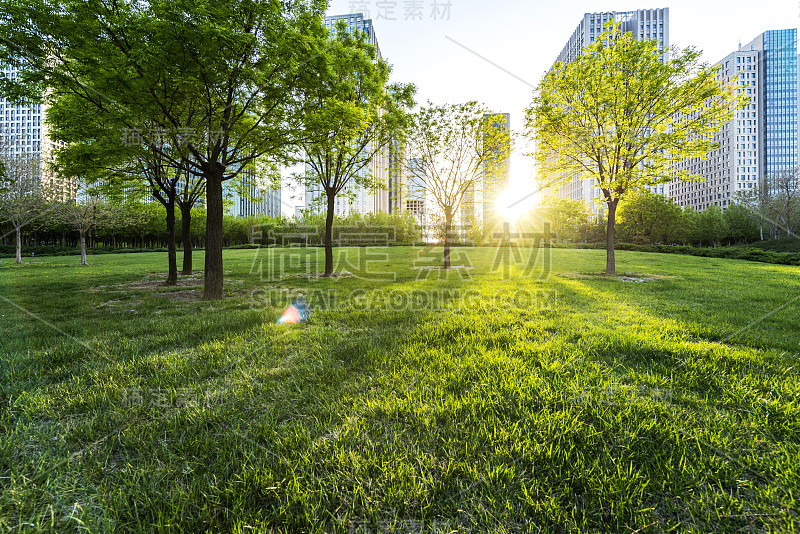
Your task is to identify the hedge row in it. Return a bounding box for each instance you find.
[3,242,798,266]
[552,242,800,265]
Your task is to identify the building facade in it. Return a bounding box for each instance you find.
[224,169,282,218]
[671,29,799,211]
[387,139,406,215]
[406,157,426,224]
[549,9,670,210]
[556,8,669,66]
[0,65,76,201]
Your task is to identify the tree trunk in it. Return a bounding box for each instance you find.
[203,165,225,300]
[165,199,178,286]
[606,200,618,275]
[323,192,335,277]
[180,203,193,275]
[79,230,87,265]
[443,211,452,270]
[15,225,21,264]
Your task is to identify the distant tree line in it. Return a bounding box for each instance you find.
[530,177,799,248]
[0,200,424,259]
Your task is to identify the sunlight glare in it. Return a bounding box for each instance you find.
[495,186,537,222]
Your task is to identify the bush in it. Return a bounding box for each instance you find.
[0,245,170,258]
[552,242,800,266]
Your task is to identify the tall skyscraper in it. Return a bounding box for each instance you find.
[0,65,76,202]
[556,8,669,66]
[387,138,406,215]
[304,13,391,218]
[548,9,670,210]
[671,29,798,211]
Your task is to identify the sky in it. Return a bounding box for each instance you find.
[282,0,800,215]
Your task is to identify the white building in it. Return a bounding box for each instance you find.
[224,170,282,218]
[671,29,799,211]
[0,65,76,201]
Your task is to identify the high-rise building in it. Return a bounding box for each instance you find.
[556,8,669,66]
[0,65,76,202]
[388,138,406,215]
[224,169,282,218]
[406,158,426,225]
[548,9,670,210]
[304,13,391,218]
[671,29,798,211]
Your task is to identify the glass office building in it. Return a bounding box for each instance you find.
[0,65,77,201]
[762,29,798,178]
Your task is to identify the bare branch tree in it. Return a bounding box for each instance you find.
[60,179,104,265]
[406,102,509,269]
[764,167,800,238]
[0,149,48,264]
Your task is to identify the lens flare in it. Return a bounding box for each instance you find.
[277,296,311,324]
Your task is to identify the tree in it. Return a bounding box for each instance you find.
[60,180,104,265]
[679,205,700,245]
[0,0,328,299]
[527,23,744,274]
[696,205,729,247]
[538,197,592,243]
[297,20,415,276]
[176,171,205,275]
[734,188,768,241]
[616,189,684,244]
[47,88,206,285]
[0,151,47,263]
[406,102,510,268]
[722,203,759,244]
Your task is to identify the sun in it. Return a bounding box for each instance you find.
[495,186,538,222]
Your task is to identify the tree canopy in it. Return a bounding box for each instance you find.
[526,23,745,274]
[0,0,329,298]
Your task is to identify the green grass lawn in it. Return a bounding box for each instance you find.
[1,246,798,533]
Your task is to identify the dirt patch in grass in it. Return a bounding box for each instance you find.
[410,265,473,271]
[97,299,144,308]
[157,289,249,302]
[87,271,242,292]
[157,290,205,302]
[131,277,202,288]
[562,272,677,283]
[280,272,354,279]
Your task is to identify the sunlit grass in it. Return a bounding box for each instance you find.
[1,247,798,532]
